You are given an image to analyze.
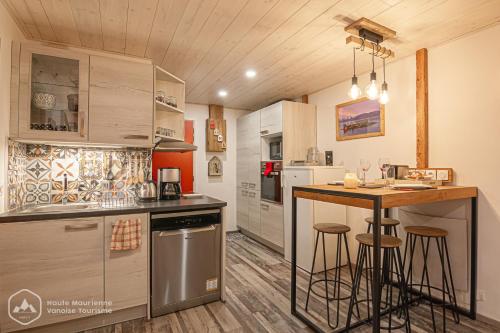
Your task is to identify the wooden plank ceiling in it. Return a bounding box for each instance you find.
[3,0,500,110]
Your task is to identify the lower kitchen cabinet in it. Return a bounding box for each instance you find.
[104,214,148,311]
[260,201,284,248]
[236,188,249,230]
[247,190,261,235]
[0,217,104,332]
[0,213,149,332]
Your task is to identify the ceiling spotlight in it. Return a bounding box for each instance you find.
[218,90,228,97]
[245,69,257,78]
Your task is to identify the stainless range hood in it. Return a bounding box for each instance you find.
[154,137,198,152]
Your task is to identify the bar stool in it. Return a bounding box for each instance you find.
[365,217,400,236]
[364,216,401,309]
[305,223,357,329]
[403,226,459,332]
[346,233,411,332]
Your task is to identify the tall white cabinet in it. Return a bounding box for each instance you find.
[283,166,346,272]
[237,101,317,254]
[237,112,262,242]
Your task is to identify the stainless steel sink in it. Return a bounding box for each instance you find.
[18,203,101,214]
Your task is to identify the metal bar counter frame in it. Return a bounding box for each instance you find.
[290,185,478,333]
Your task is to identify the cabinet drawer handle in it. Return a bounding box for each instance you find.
[65,223,98,231]
[123,134,149,140]
[261,204,269,210]
[248,183,256,189]
[79,117,85,137]
[241,182,249,188]
[260,130,269,135]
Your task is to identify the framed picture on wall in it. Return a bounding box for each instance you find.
[335,97,385,141]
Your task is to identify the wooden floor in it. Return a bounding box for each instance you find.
[82,233,498,333]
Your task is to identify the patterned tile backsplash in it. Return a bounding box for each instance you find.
[7,140,151,210]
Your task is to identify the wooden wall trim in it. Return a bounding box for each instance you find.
[416,48,429,168]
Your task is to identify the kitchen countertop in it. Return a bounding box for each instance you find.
[0,196,227,223]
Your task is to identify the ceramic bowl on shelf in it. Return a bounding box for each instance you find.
[32,92,56,110]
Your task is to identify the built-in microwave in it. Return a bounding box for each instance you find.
[261,161,282,204]
[269,140,282,160]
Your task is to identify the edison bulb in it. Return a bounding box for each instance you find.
[365,80,378,100]
[348,76,361,99]
[379,82,389,104]
[349,83,361,99]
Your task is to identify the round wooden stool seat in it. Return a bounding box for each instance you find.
[364,217,400,226]
[405,226,448,238]
[355,233,402,248]
[313,223,350,234]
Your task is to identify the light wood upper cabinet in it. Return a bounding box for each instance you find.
[89,56,153,146]
[15,43,90,142]
[260,103,282,136]
[282,101,317,164]
[104,214,148,311]
[0,217,104,332]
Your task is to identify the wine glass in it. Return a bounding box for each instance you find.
[378,157,391,180]
[360,159,371,184]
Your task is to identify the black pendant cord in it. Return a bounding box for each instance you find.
[383,57,386,84]
[353,47,357,77]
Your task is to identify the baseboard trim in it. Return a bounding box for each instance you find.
[239,228,284,255]
[477,313,500,329]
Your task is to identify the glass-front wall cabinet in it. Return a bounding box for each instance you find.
[17,45,89,142]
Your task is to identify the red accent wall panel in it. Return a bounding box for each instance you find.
[152,121,194,193]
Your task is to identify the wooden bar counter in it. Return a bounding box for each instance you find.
[290,185,478,333]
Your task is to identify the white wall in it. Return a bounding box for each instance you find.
[185,103,250,232]
[0,3,24,211]
[309,23,500,320]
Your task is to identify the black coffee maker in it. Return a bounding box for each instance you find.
[158,168,181,200]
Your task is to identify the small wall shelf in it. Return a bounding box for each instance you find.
[155,100,184,113]
[155,133,183,142]
[154,65,185,141]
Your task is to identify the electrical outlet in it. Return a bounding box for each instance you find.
[477,290,487,302]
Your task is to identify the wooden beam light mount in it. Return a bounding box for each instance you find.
[345,18,396,58]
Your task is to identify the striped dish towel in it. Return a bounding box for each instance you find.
[110,219,142,251]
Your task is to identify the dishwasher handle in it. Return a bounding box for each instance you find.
[157,225,216,237]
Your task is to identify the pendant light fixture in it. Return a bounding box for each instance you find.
[379,57,389,104]
[365,44,379,100]
[348,47,361,99]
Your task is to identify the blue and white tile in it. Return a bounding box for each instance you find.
[24,181,50,205]
[26,158,51,181]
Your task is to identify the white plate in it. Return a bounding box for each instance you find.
[390,184,433,190]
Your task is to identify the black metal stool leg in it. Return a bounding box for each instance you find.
[443,238,460,324]
[343,233,360,318]
[396,246,412,333]
[347,244,366,331]
[419,236,437,331]
[321,233,333,328]
[305,231,320,311]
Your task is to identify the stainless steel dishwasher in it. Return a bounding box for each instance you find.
[151,209,221,317]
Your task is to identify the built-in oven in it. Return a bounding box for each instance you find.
[261,161,282,204]
[269,139,282,160]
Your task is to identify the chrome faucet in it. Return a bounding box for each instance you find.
[62,173,68,205]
